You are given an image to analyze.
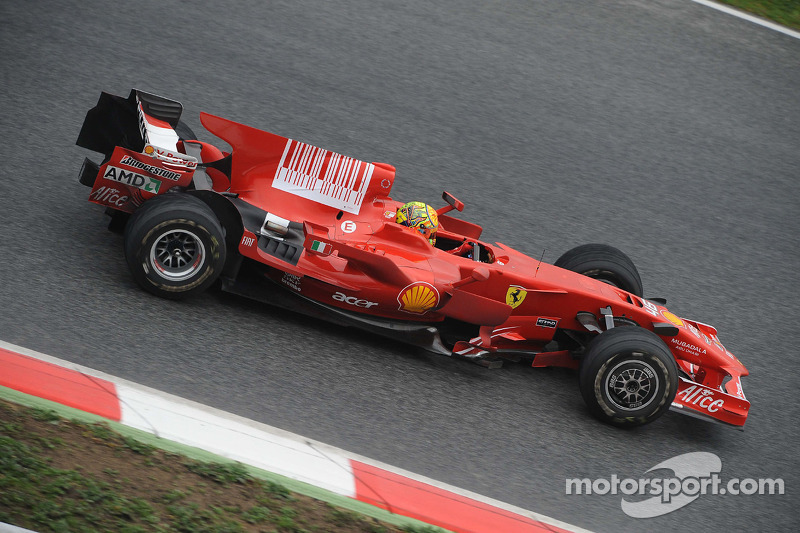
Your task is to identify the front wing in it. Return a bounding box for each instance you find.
[670,377,750,429]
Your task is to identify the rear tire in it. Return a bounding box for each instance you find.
[555,243,643,296]
[124,194,226,299]
[579,327,678,428]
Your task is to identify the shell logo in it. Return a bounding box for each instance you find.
[661,310,684,327]
[398,282,439,314]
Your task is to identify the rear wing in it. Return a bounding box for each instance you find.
[76,90,199,213]
[76,89,187,159]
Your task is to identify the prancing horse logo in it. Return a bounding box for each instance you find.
[506,286,527,309]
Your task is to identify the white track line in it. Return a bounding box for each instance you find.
[690,0,800,39]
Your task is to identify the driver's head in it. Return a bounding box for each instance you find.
[396,201,439,245]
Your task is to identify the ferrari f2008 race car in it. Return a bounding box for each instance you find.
[76,89,751,429]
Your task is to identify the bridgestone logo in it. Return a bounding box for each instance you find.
[120,155,181,181]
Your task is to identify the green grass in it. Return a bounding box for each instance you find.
[0,399,450,533]
[717,0,800,30]
[1,436,161,531]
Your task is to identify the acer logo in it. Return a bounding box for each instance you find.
[332,292,378,308]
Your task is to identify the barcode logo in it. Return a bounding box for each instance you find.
[272,139,374,214]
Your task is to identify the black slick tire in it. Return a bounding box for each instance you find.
[554,243,643,297]
[124,194,226,299]
[579,326,678,428]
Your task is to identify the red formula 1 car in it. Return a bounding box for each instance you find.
[76,89,750,429]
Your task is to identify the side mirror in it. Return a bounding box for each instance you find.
[451,266,490,289]
[437,191,465,215]
[471,266,489,282]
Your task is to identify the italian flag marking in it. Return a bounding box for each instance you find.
[311,240,332,254]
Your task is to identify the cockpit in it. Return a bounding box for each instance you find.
[435,233,496,263]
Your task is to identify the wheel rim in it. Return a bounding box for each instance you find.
[604,357,660,411]
[149,229,206,282]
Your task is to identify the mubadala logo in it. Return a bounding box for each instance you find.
[671,338,707,356]
[103,165,161,194]
[566,452,784,518]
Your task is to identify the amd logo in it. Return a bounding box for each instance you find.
[103,166,161,193]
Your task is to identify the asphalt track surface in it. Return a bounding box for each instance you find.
[1,1,798,531]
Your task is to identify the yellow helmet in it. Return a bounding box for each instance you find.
[396,201,439,245]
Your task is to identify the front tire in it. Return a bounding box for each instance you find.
[554,243,643,296]
[124,194,226,299]
[579,327,678,428]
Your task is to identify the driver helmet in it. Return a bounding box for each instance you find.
[396,201,439,245]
